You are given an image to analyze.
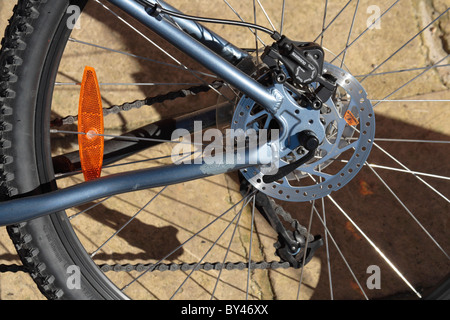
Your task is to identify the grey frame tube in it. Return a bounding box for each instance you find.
[107,0,279,112]
[0,146,272,226]
[150,0,249,64]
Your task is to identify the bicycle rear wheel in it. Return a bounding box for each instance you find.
[0,0,449,300]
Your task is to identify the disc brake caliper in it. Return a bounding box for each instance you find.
[262,35,337,109]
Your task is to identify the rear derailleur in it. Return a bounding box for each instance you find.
[240,175,323,268]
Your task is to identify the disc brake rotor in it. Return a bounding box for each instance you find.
[232,62,375,202]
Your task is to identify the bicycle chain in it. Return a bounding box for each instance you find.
[99,199,312,273]
[99,260,290,273]
[49,81,312,273]
[50,81,223,127]
[269,197,314,244]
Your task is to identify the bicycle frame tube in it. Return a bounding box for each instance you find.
[140,0,249,65]
[0,145,273,226]
[106,0,281,113]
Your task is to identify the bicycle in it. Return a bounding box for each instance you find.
[0,0,448,300]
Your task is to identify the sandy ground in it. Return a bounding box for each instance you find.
[0,0,449,300]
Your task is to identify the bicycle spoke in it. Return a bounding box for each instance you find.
[55,82,204,86]
[296,199,315,300]
[103,154,181,170]
[319,0,328,46]
[170,194,253,300]
[360,8,450,83]
[68,196,112,220]
[366,163,450,260]
[210,196,246,300]
[371,99,450,103]
[90,186,168,258]
[253,0,261,69]
[313,0,354,42]
[120,191,256,292]
[349,125,450,204]
[93,0,192,70]
[93,0,233,103]
[54,153,197,180]
[66,37,216,79]
[354,63,450,78]
[373,54,450,107]
[246,194,256,300]
[50,129,207,147]
[373,165,450,181]
[346,137,450,144]
[310,200,368,299]
[339,0,360,68]
[318,172,334,300]
[373,138,450,144]
[256,0,277,31]
[363,162,450,181]
[280,0,286,35]
[373,141,450,204]
[321,196,334,299]
[222,0,266,46]
[330,0,401,64]
[327,195,422,298]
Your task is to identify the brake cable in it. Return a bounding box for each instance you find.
[140,0,282,41]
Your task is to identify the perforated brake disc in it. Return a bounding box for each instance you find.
[232,63,375,202]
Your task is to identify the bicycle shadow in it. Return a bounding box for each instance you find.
[71,201,183,262]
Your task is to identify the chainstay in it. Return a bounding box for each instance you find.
[98,260,290,273]
[50,81,223,127]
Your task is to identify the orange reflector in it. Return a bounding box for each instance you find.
[344,110,359,126]
[78,66,104,181]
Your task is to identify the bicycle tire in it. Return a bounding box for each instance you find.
[0,0,126,299]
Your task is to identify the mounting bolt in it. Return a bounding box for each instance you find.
[311,99,322,110]
[297,130,319,151]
